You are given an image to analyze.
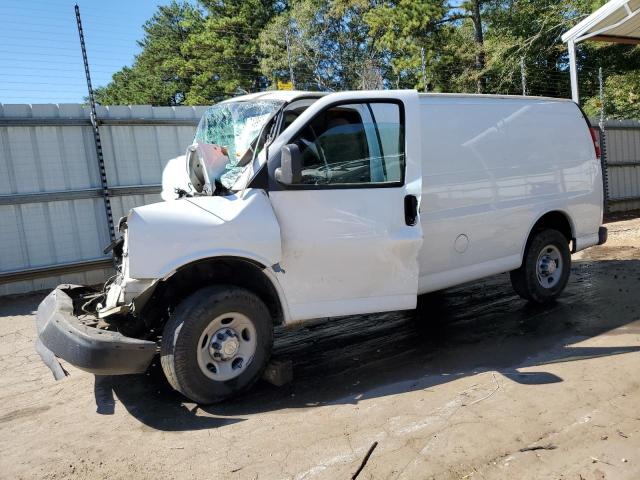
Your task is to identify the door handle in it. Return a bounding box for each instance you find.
[404,195,418,226]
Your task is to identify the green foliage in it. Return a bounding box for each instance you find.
[364,0,449,90]
[94,1,203,105]
[181,0,277,103]
[259,0,385,91]
[584,71,640,119]
[94,0,640,118]
[482,0,581,96]
[259,0,336,90]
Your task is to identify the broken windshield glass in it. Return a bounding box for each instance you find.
[193,99,284,188]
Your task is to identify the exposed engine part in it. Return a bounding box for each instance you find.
[80,292,104,316]
[103,236,124,258]
[175,187,192,198]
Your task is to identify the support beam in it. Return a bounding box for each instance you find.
[0,258,113,285]
[0,184,162,206]
[589,34,640,44]
[568,40,579,104]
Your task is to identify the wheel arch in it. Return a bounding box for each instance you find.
[521,210,575,260]
[140,256,288,328]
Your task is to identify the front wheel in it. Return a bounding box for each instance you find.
[510,229,571,304]
[160,285,273,404]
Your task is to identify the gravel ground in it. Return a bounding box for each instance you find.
[1,217,639,480]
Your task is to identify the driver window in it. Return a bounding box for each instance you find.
[290,102,404,186]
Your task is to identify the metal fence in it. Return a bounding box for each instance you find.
[1,104,639,296]
[0,103,206,296]
[601,120,640,213]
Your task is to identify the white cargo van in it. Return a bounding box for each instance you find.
[36,90,607,403]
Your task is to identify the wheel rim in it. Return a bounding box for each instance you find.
[536,244,563,289]
[196,312,257,381]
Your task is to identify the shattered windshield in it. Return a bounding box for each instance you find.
[193,99,284,188]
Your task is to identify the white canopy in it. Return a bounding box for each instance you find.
[562,0,640,103]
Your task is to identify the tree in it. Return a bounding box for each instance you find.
[584,71,640,119]
[260,0,335,91]
[181,0,278,104]
[478,0,582,97]
[92,0,640,119]
[364,0,450,91]
[94,1,204,105]
[259,0,385,91]
[470,0,486,92]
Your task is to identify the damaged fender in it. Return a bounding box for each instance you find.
[126,188,283,280]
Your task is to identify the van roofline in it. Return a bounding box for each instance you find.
[219,91,327,104]
[418,92,574,102]
[218,90,573,105]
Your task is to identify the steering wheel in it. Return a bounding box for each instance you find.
[307,125,332,184]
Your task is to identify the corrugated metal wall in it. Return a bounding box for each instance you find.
[1,105,639,296]
[0,103,206,296]
[602,120,640,212]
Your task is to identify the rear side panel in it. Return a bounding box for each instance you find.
[417,95,602,294]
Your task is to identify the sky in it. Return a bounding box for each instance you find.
[0,0,178,104]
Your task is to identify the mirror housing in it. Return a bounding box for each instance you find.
[275,144,302,185]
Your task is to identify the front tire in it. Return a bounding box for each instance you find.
[160,285,273,404]
[510,229,571,304]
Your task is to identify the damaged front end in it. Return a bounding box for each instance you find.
[35,284,157,378]
[97,219,157,326]
[35,219,159,379]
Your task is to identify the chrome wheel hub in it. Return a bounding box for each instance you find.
[539,257,557,275]
[196,312,257,382]
[209,329,240,360]
[536,244,563,288]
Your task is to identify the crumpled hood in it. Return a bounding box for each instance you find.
[126,189,281,279]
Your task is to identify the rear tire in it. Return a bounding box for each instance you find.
[510,229,571,304]
[160,285,273,404]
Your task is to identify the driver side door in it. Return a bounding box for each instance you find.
[268,92,423,322]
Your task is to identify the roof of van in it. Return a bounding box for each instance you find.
[418,92,574,103]
[218,90,573,104]
[219,90,327,104]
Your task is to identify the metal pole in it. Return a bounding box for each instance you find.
[285,30,296,89]
[520,56,527,96]
[568,40,579,103]
[598,66,610,215]
[598,66,605,128]
[75,4,115,244]
[420,47,428,92]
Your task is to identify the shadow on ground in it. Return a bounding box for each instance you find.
[0,291,47,316]
[93,259,640,432]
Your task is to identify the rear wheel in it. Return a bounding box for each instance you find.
[510,229,571,304]
[160,285,273,404]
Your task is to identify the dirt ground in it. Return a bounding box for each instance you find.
[1,217,639,480]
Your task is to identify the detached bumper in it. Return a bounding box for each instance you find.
[35,285,157,378]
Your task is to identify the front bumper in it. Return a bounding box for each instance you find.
[35,285,157,378]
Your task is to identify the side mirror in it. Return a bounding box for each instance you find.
[275,144,302,185]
